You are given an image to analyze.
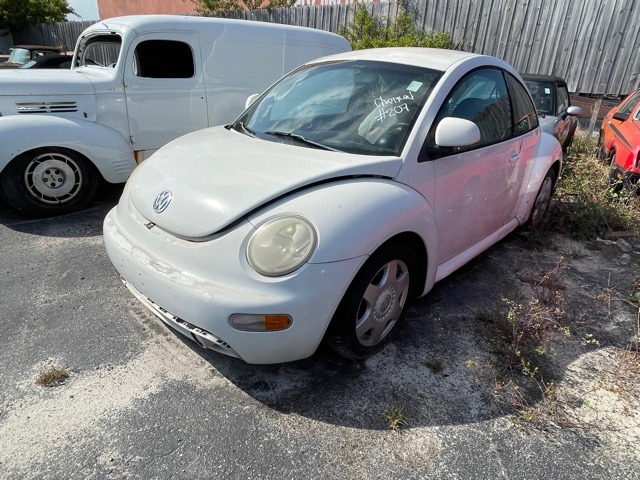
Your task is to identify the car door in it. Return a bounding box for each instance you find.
[420,68,530,263]
[124,33,208,159]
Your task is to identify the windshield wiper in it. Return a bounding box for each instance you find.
[264,131,338,151]
[228,121,255,137]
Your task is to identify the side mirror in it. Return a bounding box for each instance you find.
[566,106,582,116]
[435,117,481,147]
[245,93,260,109]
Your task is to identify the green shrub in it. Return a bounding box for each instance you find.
[340,4,455,50]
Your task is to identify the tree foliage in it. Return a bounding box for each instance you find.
[193,0,296,15]
[0,0,75,30]
[340,4,455,50]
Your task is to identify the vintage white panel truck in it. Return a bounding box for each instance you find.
[0,15,350,216]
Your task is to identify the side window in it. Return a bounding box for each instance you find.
[556,84,569,115]
[617,90,640,117]
[134,40,194,79]
[77,34,122,67]
[507,74,539,136]
[427,68,512,157]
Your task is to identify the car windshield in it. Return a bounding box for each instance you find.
[237,60,442,156]
[525,79,555,115]
[7,48,30,65]
[75,34,122,68]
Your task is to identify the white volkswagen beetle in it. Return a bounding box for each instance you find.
[104,48,562,364]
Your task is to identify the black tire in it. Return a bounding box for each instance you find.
[527,168,557,230]
[0,148,98,217]
[607,151,625,193]
[596,131,607,161]
[562,126,576,153]
[325,245,416,360]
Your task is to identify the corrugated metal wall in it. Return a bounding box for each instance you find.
[13,0,640,95]
[408,0,640,95]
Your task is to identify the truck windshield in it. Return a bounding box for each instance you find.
[237,60,442,156]
[76,34,122,68]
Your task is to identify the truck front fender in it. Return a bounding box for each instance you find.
[247,178,439,296]
[0,115,135,183]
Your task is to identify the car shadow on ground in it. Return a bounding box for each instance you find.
[0,182,124,237]
[165,234,638,431]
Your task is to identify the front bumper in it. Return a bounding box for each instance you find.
[103,203,365,364]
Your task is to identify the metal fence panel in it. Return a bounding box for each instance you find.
[12,0,640,95]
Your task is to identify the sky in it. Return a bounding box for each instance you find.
[67,0,100,21]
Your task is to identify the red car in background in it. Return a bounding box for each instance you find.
[599,88,640,189]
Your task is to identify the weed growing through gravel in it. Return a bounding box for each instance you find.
[551,129,640,240]
[498,259,566,377]
[384,405,408,432]
[35,366,70,387]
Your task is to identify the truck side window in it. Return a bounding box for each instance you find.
[134,40,194,79]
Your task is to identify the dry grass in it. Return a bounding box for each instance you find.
[35,366,70,387]
[551,129,640,240]
[384,405,408,432]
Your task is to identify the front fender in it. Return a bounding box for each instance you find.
[0,115,135,183]
[516,131,563,223]
[247,178,439,295]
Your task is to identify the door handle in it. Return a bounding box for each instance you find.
[509,153,520,163]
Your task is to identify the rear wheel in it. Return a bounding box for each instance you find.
[527,169,557,229]
[325,245,415,360]
[0,148,98,217]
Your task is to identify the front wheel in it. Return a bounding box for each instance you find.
[527,169,557,229]
[325,245,416,360]
[0,148,98,217]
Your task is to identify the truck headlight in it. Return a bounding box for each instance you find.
[247,216,316,276]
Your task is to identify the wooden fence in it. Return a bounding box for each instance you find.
[13,0,640,95]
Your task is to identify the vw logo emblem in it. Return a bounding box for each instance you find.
[153,189,173,213]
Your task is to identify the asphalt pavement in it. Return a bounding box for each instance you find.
[0,185,638,479]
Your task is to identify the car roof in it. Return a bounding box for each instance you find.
[521,73,566,84]
[308,47,483,72]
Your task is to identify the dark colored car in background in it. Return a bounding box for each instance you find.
[598,88,640,189]
[0,45,66,68]
[19,54,72,69]
[522,74,582,151]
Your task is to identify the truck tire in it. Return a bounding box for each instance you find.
[0,148,98,217]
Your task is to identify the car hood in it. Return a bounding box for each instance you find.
[0,69,94,96]
[129,127,403,238]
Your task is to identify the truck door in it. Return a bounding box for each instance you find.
[124,33,207,160]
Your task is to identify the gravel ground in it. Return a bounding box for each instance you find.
[0,187,638,479]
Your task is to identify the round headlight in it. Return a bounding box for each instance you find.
[247,216,317,276]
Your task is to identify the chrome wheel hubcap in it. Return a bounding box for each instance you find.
[356,259,410,347]
[24,153,82,204]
